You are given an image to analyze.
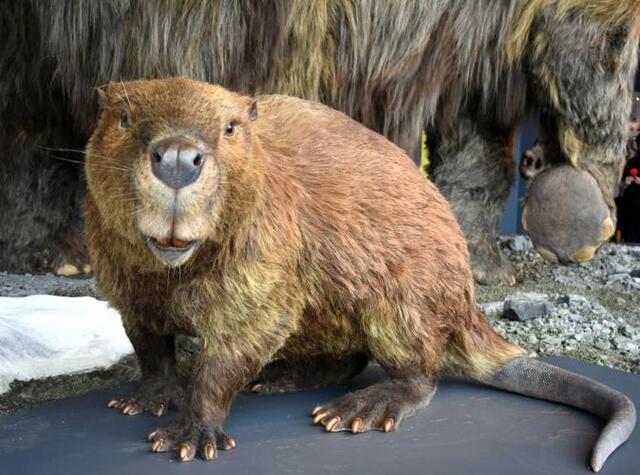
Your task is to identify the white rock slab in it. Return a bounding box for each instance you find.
[0,295,133,394]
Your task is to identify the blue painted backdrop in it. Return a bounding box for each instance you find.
[499,113,540,235]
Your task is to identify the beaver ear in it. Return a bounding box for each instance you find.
[95,85,108,115]
[248,100,258,122]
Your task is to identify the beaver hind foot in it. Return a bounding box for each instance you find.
[311,377,436,433]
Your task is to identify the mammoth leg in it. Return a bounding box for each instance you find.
[429,118,516,285]
[0,137,78,273]
[56,172,92,276]
[0,3,87,274]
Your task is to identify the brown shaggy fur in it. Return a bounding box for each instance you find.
[85,79,523,459]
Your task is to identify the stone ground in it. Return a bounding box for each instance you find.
[479,237,640,374]
[1,235,639,412]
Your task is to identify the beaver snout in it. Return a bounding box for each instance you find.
[150,136,205,189]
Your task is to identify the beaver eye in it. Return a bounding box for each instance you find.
[224,122,236,136]
[118,110,130,130]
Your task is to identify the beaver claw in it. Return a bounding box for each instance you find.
[148,415,235,462]
[312,385,412,433]
[107,376,185,416]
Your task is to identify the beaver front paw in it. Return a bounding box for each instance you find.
[522,165,612,264]
[148,414,236,461]
[107,376,185,416]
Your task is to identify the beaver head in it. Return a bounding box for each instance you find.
[86,79,260,268]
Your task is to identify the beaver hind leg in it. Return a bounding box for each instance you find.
[311,376,436,433]
[311,300,443,432]
[249,353,369,394]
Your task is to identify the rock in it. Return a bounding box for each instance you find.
[607,273,628,284]
[630,269,640,278]
[543,336,563,347]
[594,339,612,351]
[617,341,639,353]
[558,294,590,309]
[0,273,98,298]
[626,247,640,257]
[610,265,631,275]
[501,292,553,322]
[503,300,554,322]
[590,303,611,317]
[478,301,503,318]
[509,291,549,301]
[506,235,534,253]
[619,324,640,340]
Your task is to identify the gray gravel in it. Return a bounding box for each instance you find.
[476,237,640,374]
[0,271,98,298]
[0,236,638,411]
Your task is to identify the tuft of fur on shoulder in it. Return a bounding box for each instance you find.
[560,0,640,28]
[508,0,640,64]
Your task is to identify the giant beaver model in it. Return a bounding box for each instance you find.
[2,0,639,284]
[86,78,635,470]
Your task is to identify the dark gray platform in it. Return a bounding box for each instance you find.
[1,357,638,475]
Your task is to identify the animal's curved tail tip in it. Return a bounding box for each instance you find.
[481,357,636,472]
[590,396,636,472]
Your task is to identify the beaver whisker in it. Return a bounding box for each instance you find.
[130,206,149,218]
[109,194,140,205]
[38,146,123,162]
[39,147,131,170]
[46,153,132,174]
[43,150,130,170]
[120,82,133,110]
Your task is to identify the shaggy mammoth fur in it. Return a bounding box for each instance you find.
[1,0,638,282]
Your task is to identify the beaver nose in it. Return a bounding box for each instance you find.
[150,137,204,189]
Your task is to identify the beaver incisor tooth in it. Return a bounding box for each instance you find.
[172,238,189,248]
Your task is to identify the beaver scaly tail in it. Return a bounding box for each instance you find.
[445,309,636,472]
